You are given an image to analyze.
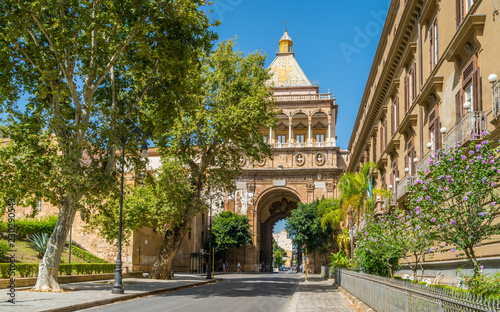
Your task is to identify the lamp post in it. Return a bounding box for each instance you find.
[112,132,149,295]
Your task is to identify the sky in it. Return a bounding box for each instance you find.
[206,0,391,150]
[203,0,391,233]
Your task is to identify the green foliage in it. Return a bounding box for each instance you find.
[87,159,195,245]
[285,200,334,254]
[407,136,500,275]
[68,244,107,264]
[212,211,253,252]
[0,0,216,287]
[0,240,9,260]
[27,232,49,258]
[272,240,287,267]
[329,251,350,269]
[354,210,407,277]
[0,216,58,238]
[336,228,350,256]
[0,263,116,278]
[464,272,500,298]
[318,198,344,230]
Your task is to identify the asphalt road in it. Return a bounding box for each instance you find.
[84,273,301,312]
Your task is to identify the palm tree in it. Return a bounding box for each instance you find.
[338,161,377,256]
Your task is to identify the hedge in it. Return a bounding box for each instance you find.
[0,263,116,278]
[68,244,107,264]
[0,216,58,238]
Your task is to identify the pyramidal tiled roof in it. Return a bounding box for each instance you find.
[268,53,312,88]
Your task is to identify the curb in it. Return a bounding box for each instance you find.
[40,279,217,312]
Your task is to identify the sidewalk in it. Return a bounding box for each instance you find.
[1,273,216,312]
[287,274,357,312]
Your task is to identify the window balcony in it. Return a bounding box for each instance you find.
[396,174,412,200]
[442,111,487,151]
[416,150,434,176]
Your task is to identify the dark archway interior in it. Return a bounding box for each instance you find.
[259,197,298,270]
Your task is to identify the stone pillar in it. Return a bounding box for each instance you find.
[269,127,273,144]
[306,182,314,203]
[327,117,332,144]
[331,110,336,146]
[288,116,293,146]
[308,116,312,144]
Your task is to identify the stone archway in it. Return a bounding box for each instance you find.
[255,188,301,271]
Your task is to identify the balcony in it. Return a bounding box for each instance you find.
[271,141,335,148]
[442,111,487,150]
[416,150,434,176]
[274,92,332,102]
[397,175,412,200]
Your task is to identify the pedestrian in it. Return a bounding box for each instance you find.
[237,262,241,273]
[225,260,229,273]
[300,264,303,273]
[222,261,226,273]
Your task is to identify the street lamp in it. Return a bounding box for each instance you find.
[112,131,149,295]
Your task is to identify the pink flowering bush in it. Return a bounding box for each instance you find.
[407,136,500,276]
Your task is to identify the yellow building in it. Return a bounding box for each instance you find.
[348,0,500,281]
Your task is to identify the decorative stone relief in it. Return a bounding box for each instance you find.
[315,153,326,166]
[295,153,305,166]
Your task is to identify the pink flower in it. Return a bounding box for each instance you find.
[450,220,456,225]
[451,248,455,252]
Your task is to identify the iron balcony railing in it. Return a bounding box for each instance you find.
[493,82,500,119]
[334,269,500,312]
[443,111,487,150]
[397,175,412,200]
[417,150,434,176]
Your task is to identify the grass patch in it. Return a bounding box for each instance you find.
[0,239,86,264]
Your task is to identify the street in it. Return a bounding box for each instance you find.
[85,273,301,312]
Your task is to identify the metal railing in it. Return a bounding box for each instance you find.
[443,111,487,150]
[417,150,434,176]
[334,269,500,312]
[493,82,500,119]
[397,175,411,200]
[273,92,331,101]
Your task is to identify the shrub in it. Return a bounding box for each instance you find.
[0,263,11,278]
[16,263,38,277]
[28,232,49,258]
[464,272,500,299]
[329,251,350,269]
[68,244,107,263]
[0,240,9,260]
[0,216,58,238]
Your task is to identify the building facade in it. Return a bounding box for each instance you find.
[222,30,347,273]
[273,230,293,268]
[348,0,500,279]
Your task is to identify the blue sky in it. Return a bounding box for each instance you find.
[207,0,391,150]
[204,0,391,233]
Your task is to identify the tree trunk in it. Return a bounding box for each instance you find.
[150,223,189,279]
[33,197,78,291]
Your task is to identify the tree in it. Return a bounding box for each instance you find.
[211,211,253,253]
[0,0,215,291]
[272,240,286,268]
[285,200,334,265]
[89,40,275,279]
[354,209,406,277]
[407,136,500,276]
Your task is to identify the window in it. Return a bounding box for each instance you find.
[263,135,268,143]
[429,108,440,151]
[373,136,377,162]
[456,0,475,27]
[36,200,42,212]
[405,139,416,175]
[315,134,325,143]
[404,61,416,112]
[295,134,305,143]
[456,56,481,120]
[277,135,286,144]
[391,159,399,190]
[201,231,204,243]
[202,213,204,225]
[430,18,438,70]
[381,119,387,155]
